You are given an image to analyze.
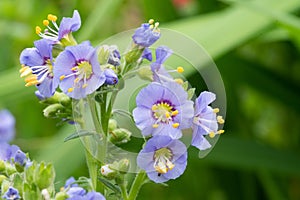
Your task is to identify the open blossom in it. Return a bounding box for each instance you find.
[20,39,58,97]
[132,19,160,47]
[192,91,225,150]
[36,10,81,44]
[64,177,105,200]
[54,42,106,99]
[0,109,15,142]
[2,187,20,200]
[0,143,19,161]
[151,46,173,82]
[137,135,187,183]
[133,81,194,139]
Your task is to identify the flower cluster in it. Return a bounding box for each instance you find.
[133,49,225,183]
[17,10,225,200]
[0,109,104,200]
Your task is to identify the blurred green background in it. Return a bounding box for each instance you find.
[1,0,300,199]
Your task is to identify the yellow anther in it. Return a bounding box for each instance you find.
[174,78,184,85]
[172,123,179,128]
[217,116,225,124]
[25,80,39,87]
[167,162,175,170]
[35,26,42,34]
[82,84,88,88]
[154,22,159,27]
[209,132,215,138]
[68,87,74,93]
[150,24,154,29]
[74,77,80,83]
[43,20,49,26]
[20,68,32,77]
[152,105,158,111]
[152,124,159,128]
[155,166,167,174]
[171,110,179,116]
[165,112,170,118]
[25,75,38,83]
[19,66,28,74]
[177,66,184,73]
[71,67,77,71]
[47,14,57,22]
[213,108,220,113]
[59,75,65,81]
[148,19,154,24]
[217,130,225,134]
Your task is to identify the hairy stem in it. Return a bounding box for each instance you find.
[128,171,147,200]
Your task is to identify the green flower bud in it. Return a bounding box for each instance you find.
[97,45,111,65]
[35,162,55,189]
[0,175,7,185]
[39,92,71,106]
[55,191,69,200]
[125,46,144,64]
[138,66,153,81]
[100,164,118,180]
[24,161,35,184]
[1,179,10,196]
[23,182,42,200]
[43,103,65,118]
[5,163,17,175]
[0,160,5,172]
[118,159,130,174]
[108,119,118,132]
[109,128,132,145]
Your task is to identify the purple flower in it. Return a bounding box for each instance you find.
[14,150,27,166]
[137,135,187,183]
[132,20,160,47]
[54,42,106,99]
[104,69,118,85]
[20,39,58,97]
[64,177,105,200]
[0,143,20,161]
[85,192,106,200]
[192,91,225,150]
[36,10,81,43]
[65,177,78,188]
[151,46,173,82]
[0,110,15,142]
[2,187,20,200]
[107,46,121,66]
[133,82,194,139]
[141,48,152,61]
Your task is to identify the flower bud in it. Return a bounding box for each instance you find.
[43,104,65,118]
[108,119,118,132]
[97,45,111,65]
[0,175,7,185]
[104,69,118,85]
[0,160,5,172]
[36,91,71,106]
[108,128,132,145]
[35,162,55,189]
[138,66,153,81]
[54,191,69,200]
[100,164,117,180]
[14,150,28,172]
[118,159,130,174]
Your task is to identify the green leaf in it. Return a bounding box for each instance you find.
[98,177,121,194]
[64,130,96,142]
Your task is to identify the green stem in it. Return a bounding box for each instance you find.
[128,171,147,200]
[120,181,129,200]
[86,95,105,193]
